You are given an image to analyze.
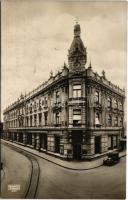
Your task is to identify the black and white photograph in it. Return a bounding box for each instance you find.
[1,0,127,199]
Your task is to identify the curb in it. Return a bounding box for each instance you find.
[2,140,126,171]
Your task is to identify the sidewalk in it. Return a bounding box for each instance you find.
[2,140,126,171]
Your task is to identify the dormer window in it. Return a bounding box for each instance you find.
[73,85,81,98]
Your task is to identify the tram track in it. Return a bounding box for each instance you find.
[1,140,40,199]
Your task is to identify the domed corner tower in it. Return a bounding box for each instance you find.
[68,22,87,73]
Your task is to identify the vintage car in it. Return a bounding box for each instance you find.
[103,151,120,166]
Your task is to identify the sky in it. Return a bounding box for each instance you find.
[1,0,127,120]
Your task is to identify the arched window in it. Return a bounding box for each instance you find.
[94,91,100,104]
[108,115,112,126]
[107,97,111,108]
[95,112,100,127]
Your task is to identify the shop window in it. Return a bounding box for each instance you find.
[48,136,54,152]
[73,109,81,126]
[95,112,101,127]
[107,97,112,108]
[108,115,112,127]
[113,136,117,148]
[73,85,81,98]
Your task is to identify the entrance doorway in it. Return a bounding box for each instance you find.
[73,144,81,160]
[72,131,82,160]
[55,136,60,153]
[40,134,47,150]
[95,136,101,154]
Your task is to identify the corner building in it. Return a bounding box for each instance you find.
[3,23,125,160]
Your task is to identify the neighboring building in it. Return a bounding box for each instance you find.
[3,23,125,160]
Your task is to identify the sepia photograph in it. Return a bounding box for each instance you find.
[1,0,127,199]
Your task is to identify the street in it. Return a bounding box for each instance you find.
[1,143,126,199]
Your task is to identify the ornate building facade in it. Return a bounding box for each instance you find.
[3,23,125,160]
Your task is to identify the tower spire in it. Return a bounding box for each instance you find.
[68,22,87,72]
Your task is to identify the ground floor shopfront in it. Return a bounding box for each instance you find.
[2,128,123,160]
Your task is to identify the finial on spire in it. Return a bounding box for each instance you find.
[50,70,53,77]
[89,61,92,69]
[75,16,79,24]
[74,19,81,37]
[102,70,106,78]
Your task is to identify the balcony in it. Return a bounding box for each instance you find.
[52,102,62,111]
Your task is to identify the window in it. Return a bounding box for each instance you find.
[44,97,48,105]
[44,112,48,126]
[108,115,112,126]
[34,102,37,111]
[26,117,29,127]
[48,136,54,152]
[120,117,123,126]
[113,136,117,148]
[26,105,28,114]
[56,112,60,125]
[39,113,42,126]
[56,91,60,103]
[95,112,100,127]
[30,103,32,113]
[30,115,33,127]
[73,109,81,126]
[73,85,81,98]
[107,97,111,108]
[39,99,41,110]
[94,91,100,104]
[114,100,118,109]
[120,102,123,110]
[114,116,118,127]
[34,114,37,126]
